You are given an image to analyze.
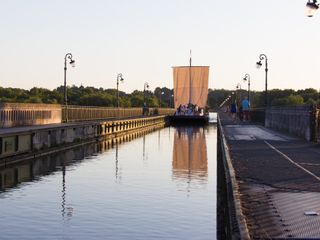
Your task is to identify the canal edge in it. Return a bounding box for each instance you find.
[217,115,250,240]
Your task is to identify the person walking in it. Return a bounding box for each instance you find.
[241,97,250,121]
[230,101,237,121]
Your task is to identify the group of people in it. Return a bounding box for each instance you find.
[175,103,204,116]
[229,97,250,122]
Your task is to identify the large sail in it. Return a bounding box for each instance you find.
[173,66,209,109]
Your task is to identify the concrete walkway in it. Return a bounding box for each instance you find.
[219,111,320,239]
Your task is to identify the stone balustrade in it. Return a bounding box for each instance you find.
[0,103,61,128]
[62,105,175,122]
[0,103,175,128]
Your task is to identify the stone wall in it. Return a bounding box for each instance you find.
[265,105,315,141]
[250,108,265,124]
[0,103,61,128]
[0,115,167,159]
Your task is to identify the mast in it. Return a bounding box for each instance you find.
[189,50,192,104]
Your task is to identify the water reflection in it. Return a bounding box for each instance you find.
[0,144,96,192]
[172,127,208,190]
[0,125,216,240]
[0,125,164,192]
[143,135,148,166]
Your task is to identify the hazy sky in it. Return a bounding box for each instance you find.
[1,0,320,93]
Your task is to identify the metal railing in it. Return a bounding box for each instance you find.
[314,107,320,143]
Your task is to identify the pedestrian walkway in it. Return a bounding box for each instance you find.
[219,111,320,239]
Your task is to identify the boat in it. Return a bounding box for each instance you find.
[169,53,210,125]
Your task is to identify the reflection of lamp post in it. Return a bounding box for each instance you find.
[243,74,251,103]
[306,0,319,17]
[144,82,149,106]
[115,141,119,182]
[256,54,268,107]
[64,53,75,122]
[116,73,124,108]
[61,161,66,218]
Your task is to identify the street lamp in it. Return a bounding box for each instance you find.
[243,74,251,103]
[236,83,242,102]
[64,53,75,122]
[159,91,164,107]
[116,73,124,108]
[144,82,149,106]
[256,54,268,107]
[170,94,174,108]
[306,0,319,17]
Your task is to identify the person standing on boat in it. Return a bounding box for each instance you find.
[194,104,199,115]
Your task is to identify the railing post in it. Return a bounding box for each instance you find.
[311,105,319,142]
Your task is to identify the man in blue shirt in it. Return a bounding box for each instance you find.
[241,97,250,121]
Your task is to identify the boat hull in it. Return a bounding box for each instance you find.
[169,115,209,125]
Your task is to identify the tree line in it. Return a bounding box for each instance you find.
[0,85,174,108]
[0,85,319,109]
[208,88,320,109]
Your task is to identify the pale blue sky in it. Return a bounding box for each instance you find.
[0,0,319,92]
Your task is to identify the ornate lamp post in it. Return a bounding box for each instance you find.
[306,0,319,17]
[243,74,251,103]
[236,83,242,102]
[256,54,268,107]
[144,82,149,106]
[170,94,174,108]
[116,73,124,108]
[231,91,235,105]
[64,53,75,122]
[159,91,164,107]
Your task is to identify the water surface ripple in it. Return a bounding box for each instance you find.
[0,126,217,240]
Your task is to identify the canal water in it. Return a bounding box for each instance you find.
[0,125,217,240]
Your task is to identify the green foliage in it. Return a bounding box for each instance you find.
[0,85,318,109]
[0,85,174,108]
[207,88,230,109]
[209,88,320,109]
[272,95,304,106]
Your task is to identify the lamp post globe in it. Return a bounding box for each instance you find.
[306,0,319,17]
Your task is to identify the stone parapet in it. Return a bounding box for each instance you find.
[265,105,314,141]
[0,103,62,128]
[62,105,174,122]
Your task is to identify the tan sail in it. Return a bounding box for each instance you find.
[173,66,209,109]
[172,127,208,181]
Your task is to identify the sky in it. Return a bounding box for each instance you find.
[0,0,320,93]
